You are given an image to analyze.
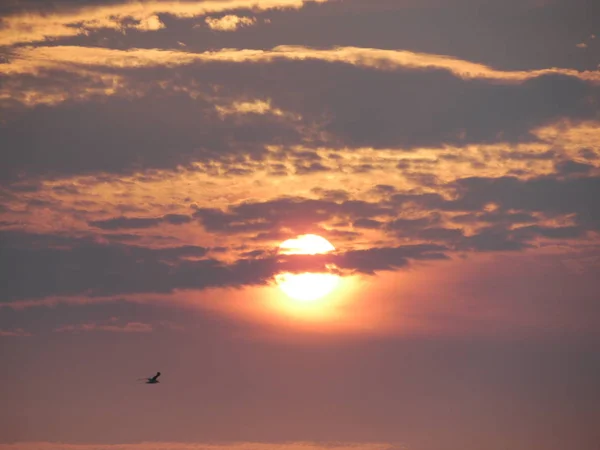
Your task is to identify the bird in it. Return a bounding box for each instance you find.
[138,372,161,384]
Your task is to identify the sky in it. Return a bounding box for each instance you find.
[1,0,600,449]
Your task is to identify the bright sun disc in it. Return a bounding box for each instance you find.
[278,234,335,255]
[276,234,339,302]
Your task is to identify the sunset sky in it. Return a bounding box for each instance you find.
[1,1,600,449]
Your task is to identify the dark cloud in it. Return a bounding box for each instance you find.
[0,230,451,303]
[294,161,330,174]
[458,227,531,252]
[452,211,537,225]
[89,216,163,230]
[275,243,449,275]
[555,159,594,175]
[225,61,598,150]
[384,174,600,232]
[0,85,302,182]
[353,218,383,229]
[89,214,192,230]
[334,243,449,274]
[418,227,465,243]
[371,184,397,195]
[239,249,266,258]
[102,233,144,242]
[387,221,538,253]
[511,225,585,240]
[164,213,193,225]
[499,149,557,161]
[0,230,265,301]
[578,148,597,160]
[448,175,600,229]
[280,0,600,72]
[310,188,350,202]
[387,215,441,232]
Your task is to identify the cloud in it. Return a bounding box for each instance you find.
[4,45,600,83]
[0,0,328,47]
[0,231,227,301]
[215,99,293,118]
[0,225,451,305]
[382,174,600,231]
[452,211,537,225]
[554,159,594,175]
[575,33,597,49]
[205,15,257,31]
[89,214,192,230]
[0,0,599,315]
[270,243,448,276]
[193,197,393,236]
[54,318,153,333]
[0,87,303,180]
[0,328,32,337]
[334,244,449,274]
[1,49,597,183]
[447,175,600,228]
[0,230,265,302]
[352,218,383,229]
[3,167,598,307]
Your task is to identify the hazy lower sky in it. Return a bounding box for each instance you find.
[1,1,600,449]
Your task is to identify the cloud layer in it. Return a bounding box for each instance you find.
[1,0,599,333]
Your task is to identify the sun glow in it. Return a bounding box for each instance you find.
[276,234,340,302]
[276,272,340,301]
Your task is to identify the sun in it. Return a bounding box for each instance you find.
[275,234,340,302]
[278,234,335,256]
[276,272,340,302]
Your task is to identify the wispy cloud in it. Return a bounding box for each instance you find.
[576,33,597,49]
[54,318,153,334]
[0,328,32,337]
[4,45,599,83]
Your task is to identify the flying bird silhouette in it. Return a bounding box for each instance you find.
[138,372,161,384]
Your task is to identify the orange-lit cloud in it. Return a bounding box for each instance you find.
[0,0,329,47]
[215,99,295,118]
[205,15,258,31]
[2,116,598,242]
[3,45,600,83]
